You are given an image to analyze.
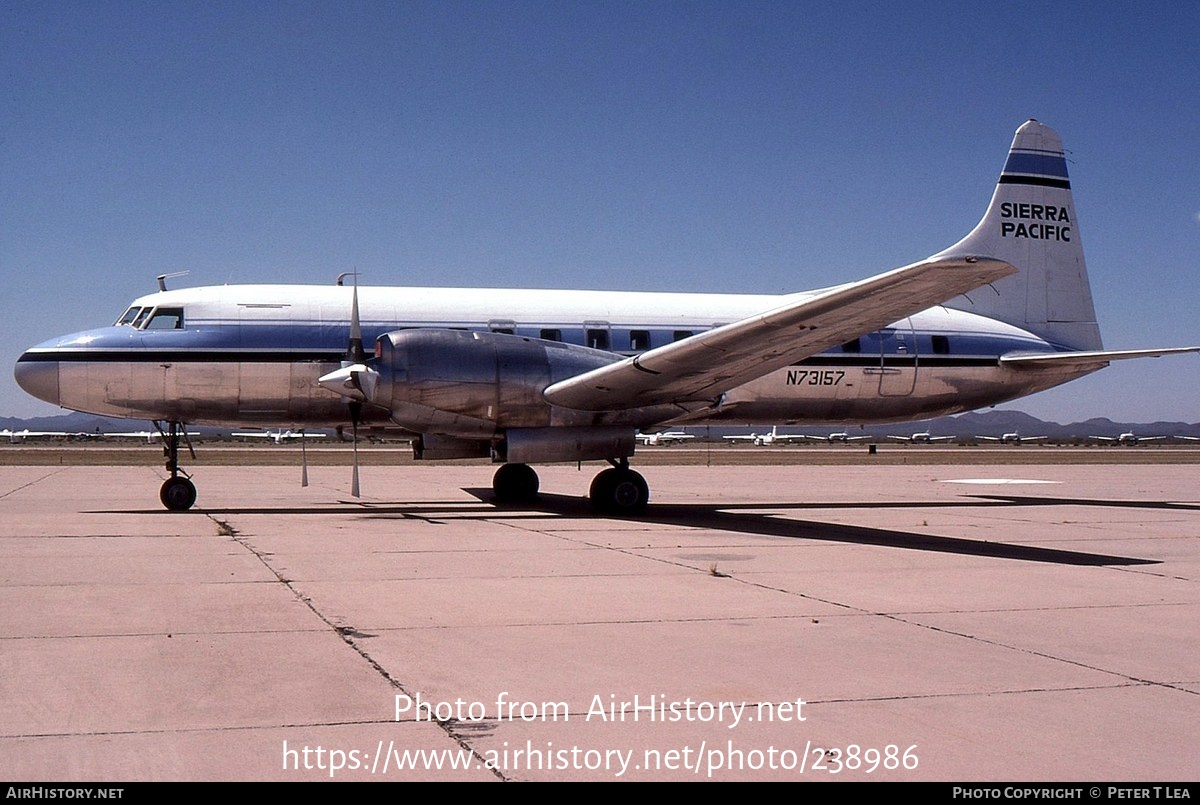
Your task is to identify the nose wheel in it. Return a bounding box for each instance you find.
[160,476,197,511]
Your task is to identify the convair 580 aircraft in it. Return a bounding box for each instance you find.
[14,121,1197,512]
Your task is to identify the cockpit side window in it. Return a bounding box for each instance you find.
[131,308,152,328]
[142,307,185,330]
[116,307,143,326]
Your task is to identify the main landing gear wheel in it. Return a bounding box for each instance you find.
[160,477,197,511]
[589,466,649,515]
[492,463,540,504]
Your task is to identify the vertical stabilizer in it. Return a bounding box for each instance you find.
[934,120,1103,351]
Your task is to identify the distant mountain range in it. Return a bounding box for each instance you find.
[3,410,1197,441]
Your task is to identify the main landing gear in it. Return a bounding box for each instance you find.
[491,459,650,515]
[492,462,540,503]
[157,420,197,511]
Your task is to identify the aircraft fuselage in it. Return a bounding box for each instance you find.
[17,283,1092,431]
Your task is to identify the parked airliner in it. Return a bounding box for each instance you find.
[1090,432,1181,446]
[233,429,327,444]
[2,428,71,443]
[635,431,695,446]
[723,426,809,446]
[885,432,957,444]
[808,432,874,444]
[14,121,1197,513]
[978,432,1047,445]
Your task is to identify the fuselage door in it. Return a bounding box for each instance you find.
[870,318,918,397]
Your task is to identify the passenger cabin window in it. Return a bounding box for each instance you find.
[673,330,693,342]
[143,307,184,330]
[630,330,650,351]
[932,335,950,355]
[539,329,562,342]
[586,329,610,350]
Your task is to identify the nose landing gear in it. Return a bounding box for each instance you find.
[157,420,197,511]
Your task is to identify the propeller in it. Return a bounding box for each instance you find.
[317,275,380,499]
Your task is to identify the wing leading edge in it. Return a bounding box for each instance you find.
[543,256,1016,412]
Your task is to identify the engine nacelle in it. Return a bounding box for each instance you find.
[413,433,492,460]
[373,329,621,432]
[503,426,634,464]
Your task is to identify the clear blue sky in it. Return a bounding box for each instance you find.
[2,1,1197,422]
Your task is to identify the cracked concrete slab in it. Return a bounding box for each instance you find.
[0,462,1196,780]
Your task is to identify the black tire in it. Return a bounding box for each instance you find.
[160,477,197,511]
[589,468,649,515]
[492,463,539,503]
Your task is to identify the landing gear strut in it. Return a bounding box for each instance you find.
[157,420,197,511]
[589,459,649,515]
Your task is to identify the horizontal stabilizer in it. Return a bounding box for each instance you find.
[544,256,1016,412]
[1000,346,1199,368]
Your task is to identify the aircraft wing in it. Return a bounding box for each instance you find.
[543,256,1015,412]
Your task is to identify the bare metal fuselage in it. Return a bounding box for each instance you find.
[16,284,1094,432]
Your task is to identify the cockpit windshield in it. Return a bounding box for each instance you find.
[144,307,184,330]
[115,306,143,326]
[113,305,184,330]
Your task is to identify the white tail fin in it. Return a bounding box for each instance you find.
[934,120,1102,351]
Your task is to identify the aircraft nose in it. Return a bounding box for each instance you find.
[14,356,60,406]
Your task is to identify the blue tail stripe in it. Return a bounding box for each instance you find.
[1003,152,1069,179]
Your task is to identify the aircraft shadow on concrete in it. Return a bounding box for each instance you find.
[451,491,1165,567]
[96,491,1194,566]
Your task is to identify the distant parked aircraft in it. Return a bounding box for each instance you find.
[2,428,69,443]
[886,432,956,443]
[977,432,1047,445]
[233,429,327,444]
[1091,432,1167,446]
[723,426,809,446]
[105,430,199,443]
[635,431,695,446]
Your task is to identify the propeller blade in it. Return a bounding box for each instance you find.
[300,430,309,488]
[350,401,361,498]
[348,275,364,364]
[339,277,365,498]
